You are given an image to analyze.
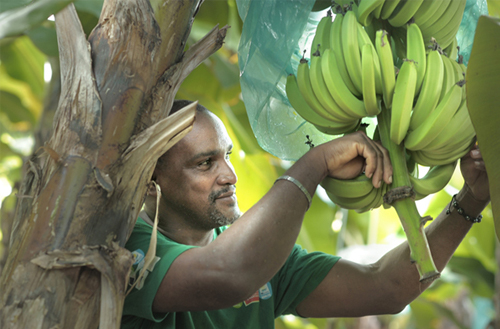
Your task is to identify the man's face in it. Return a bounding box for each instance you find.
[155,111,241,230]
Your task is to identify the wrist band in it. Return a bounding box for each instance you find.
[275,175,312,209]
[446,194,482,223]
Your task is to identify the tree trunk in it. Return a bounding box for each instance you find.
[0,1,227,328]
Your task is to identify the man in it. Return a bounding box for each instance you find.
[121,100,490,328]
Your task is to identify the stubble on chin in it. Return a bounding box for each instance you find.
[208,187,241,227]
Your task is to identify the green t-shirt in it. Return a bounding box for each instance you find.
[121,217,340,329]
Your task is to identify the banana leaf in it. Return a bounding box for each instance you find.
[0,0,73,39]
[466,15,500,240]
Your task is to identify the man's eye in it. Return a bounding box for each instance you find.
[226,151,232,159]
[199,159,211,166]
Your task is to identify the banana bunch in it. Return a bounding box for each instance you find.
[404,49,474,167]
[320,174,389,213]
[285,1,475,214]
[410,161,458,200]
[357,0,467,49]
[285,5,386,137]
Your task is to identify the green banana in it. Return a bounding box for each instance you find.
[423,99,474,151]
[413,0,448,27]
[326,184,380,210]
[405,81,464,151]
[320,173,375,198]
[411,139,474,166]
[439,52,456,103]
[426,0,466,49]
[388,0,425,27]
[421,0,462,38]
[285,74,360,134]
[322,48,368,119]
[380,0,402,20]
[409,49,444,130]
[356,182,387,213]
[357,24,383,94]
[297,59,347,123]
[357,0,385,26]
[406,22,426,95]
[342,10,363,94]
[330,13,362,97]
[314,120,362,135]
[310,53,356,123]
[410,161,457,196]
[375,30,396,109]
[419,0,454,30]
[444,37,459,60]
[311,12,333,55]
[390,59,418,145]
[361,43,381,116]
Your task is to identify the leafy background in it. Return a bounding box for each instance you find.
[0,0,497,328]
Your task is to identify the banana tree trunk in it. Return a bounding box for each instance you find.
[0,1,227,328]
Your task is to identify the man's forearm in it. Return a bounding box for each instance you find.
[377,185,490,308]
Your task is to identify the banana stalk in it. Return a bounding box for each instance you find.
[377,107,440,283]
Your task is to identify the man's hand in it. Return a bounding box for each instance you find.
[460,143,490,202]
[317,131,393,189]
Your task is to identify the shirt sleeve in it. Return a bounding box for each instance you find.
[272,244,340,317]
[122,218,196,322]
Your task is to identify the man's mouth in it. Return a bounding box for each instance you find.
[211,187,236,202]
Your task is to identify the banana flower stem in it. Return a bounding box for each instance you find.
[377,106,440,283]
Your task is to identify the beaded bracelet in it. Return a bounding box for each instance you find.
[446,194,482,223]
[275,175,312,209]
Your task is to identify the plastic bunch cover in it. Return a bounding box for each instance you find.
[236,0,488,161]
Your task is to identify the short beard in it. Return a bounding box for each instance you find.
[208,187,241,227]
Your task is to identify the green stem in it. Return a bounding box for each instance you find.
[377,106,440,283]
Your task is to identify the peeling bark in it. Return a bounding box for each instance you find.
[0,1,226,328]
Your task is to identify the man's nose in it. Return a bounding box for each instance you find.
[218,160,237,185]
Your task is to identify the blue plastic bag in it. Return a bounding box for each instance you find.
[237,0,488,161]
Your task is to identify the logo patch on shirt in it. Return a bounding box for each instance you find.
[128,249,160,290]
[233,282,273,308]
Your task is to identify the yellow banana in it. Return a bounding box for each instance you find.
[405,81,464,151]
[380,0,401,20]
[310,53,355,123]
[361,43,380,116]
[311,12,333,55]
[406,22,426,95]
[388,0,425,27]
[342,10,363,94]
[320,173,374,198]
[329,12,362,97]
[375,30,396,109]
[322,48,367,119]
[409,161,457,196]
[285,74,360,134]
[391,59,418,145]
[409,49,444,130]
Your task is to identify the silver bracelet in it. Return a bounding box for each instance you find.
[275,175,312,209]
